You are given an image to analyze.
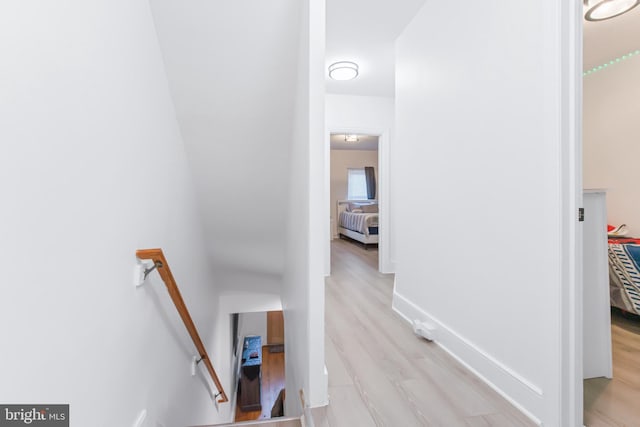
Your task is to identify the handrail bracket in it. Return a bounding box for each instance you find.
[143,260,163,280]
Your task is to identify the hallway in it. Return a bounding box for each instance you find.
[312,239,535,426]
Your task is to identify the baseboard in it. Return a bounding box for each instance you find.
[380,258,396,274]
[392,290,544,427]
[379,261,395,274]
[308,365,329,408]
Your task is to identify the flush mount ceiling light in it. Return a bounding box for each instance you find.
[584,0,640,21]
[328,61,359,81]
[344,134,359,143]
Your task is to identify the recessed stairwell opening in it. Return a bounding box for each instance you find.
[232,310,286,423]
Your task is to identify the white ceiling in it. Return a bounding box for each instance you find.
[583,3,640,70]
[325,0,640,96]
[325,0,426,97]
[330,134,379,151]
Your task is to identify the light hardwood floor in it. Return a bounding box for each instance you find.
[312,239,535,427]
[584,310,640,426]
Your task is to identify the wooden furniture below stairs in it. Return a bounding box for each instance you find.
[239,335,262,412]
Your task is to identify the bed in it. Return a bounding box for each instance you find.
[608,238,640,315]
[336,200,379,246]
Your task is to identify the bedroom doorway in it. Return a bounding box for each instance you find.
[325,128,392,275]
[329,133,380,265]
[582,5,640,425]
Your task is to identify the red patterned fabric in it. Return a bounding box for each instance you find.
[608,238,640,244]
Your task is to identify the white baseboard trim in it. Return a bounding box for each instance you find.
[380,259,396,274]
[392,290,544,427]
[380,260,395,274]
[309,365,330,408]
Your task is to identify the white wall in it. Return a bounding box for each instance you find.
[238,312,268,346]
[326,95,395,128]
[281,0,327,415]
[330,149,379,237]
[392,2,570,425]
[584,55,640,235]
[149,0,303,289]
[325,95,395,273]
[0,1,230,426]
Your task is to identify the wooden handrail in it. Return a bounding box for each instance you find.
[136,248,228,403]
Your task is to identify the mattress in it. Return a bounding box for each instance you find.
[339,211,378,236]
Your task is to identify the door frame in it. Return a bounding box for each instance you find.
[325,126,393,275]
[560,0,583,425]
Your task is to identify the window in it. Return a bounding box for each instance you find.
[347,168,368,200]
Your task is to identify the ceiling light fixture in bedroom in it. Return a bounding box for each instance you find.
[328,61,359,80]
[584,0,640,21]
[344,134,359,143]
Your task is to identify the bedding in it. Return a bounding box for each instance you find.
[608,240,640,315]
[346,202,378,213]
[339,211,379,236]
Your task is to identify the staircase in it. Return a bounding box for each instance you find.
[191,417,301,427]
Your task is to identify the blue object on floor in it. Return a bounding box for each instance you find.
[241,335,262,367]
